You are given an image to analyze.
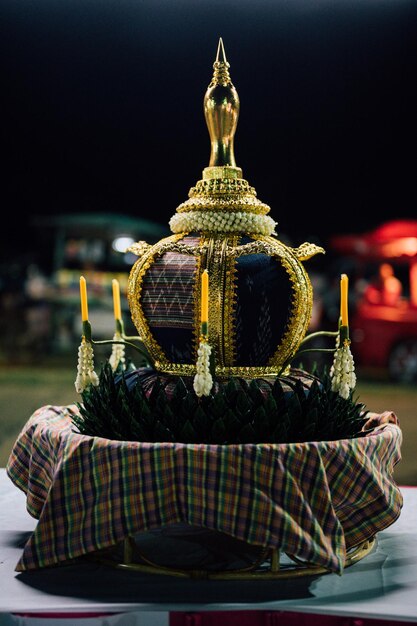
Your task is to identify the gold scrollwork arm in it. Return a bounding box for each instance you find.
[227,240,277,258]
[292,242,325,261]
[157,242,205,256]
[127,241,152,257]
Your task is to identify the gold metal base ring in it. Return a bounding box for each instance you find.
[89,535,376,580]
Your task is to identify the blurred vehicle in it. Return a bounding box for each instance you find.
[0,213,169,363]
[32,213,168,351]
[331,220,417,383]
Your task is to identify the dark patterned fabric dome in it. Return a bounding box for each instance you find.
[128,233,322,379]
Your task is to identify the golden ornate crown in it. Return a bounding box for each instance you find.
[126,39,324,383]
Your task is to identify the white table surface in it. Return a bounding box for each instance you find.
[1,468,416,623]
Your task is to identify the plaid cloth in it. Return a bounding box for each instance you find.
[6,405,402,574]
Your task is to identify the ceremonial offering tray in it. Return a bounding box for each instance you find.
[6,39,403,579]
[7,405,401,576]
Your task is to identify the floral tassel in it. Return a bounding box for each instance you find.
[75,337,99,393]
[193,340,213,397]
[109,332,126,372]
[330,335,357,400]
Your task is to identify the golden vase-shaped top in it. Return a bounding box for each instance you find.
[204,38,240,171]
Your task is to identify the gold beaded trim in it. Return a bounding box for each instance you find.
[146,363,286,378]
[176,195,271,215]
[198,234,239,368]
[190,178,256,197]
[224,234,239,366]
[204,236,222,365]
[174,175,271,216]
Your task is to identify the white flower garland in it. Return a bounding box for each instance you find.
[75,338,99,393]
[109,332,126,372]
[193,341,213,397]
[330,339,357,400]
[169,210,277,235]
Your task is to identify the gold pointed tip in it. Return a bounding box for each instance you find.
[216,37,227,64]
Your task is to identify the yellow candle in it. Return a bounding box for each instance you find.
[112,278,122,320]
[201,269,209,324]
[80,276,89,322]
[340,273,349,327]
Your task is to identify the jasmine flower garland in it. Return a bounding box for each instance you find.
[330,338,357,400]
[169,210,277,235]
[75,337,99,393]
[109,332,126,372]
[193,341,213,397]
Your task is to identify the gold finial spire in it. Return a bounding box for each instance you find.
[210,37,231,86]
[216,37,227,63]
[204,38,240,174]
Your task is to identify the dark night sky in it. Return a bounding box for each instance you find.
[1,0,417,267]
